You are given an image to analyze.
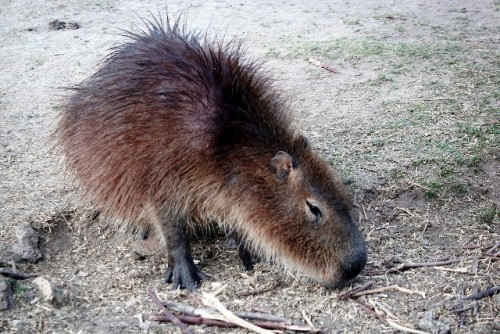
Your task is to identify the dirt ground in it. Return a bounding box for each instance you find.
[1,0,498,333]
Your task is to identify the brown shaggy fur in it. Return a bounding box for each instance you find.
[54,17,366,289]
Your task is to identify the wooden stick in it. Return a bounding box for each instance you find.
[355,299,430,334]
[338,281,374,300]
[365,258,463,275]
[301,310,315,329]
[202,292,273,334]
[151,313,233,328]
[164,301,289,323]
[369,299,398,320]
[451,306,474,314]
[308,58,339,74]
[148,291,194,334]
[409,181,432,191]
[237,280,282,297]
[456,299,465,327]
[486,242,500,255]
[480,253,500,260]
[0,268,38,280]
[352,299,387,322]
[386,319,431,334]
[461,286,500,301]
[433,266,467,273]
[151,314,313,332]
[212,284,227,297]
[353,285,425,298]
[398,259,462,269]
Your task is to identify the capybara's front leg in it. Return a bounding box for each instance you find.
[164,221,208,290]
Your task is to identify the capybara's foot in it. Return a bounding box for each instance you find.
[236,238,260,271]
[164,257,209,290]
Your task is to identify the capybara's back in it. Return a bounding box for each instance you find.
[55,18,366,290]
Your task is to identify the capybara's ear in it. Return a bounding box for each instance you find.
[270,151,296,181]
[295,135,311,152]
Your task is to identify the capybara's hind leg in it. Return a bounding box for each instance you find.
[233,233,260,271]
[164,219,208,290]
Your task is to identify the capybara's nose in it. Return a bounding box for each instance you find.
[341,245,367,281]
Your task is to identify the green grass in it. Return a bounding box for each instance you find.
[275,31,498,204]
[423,180,442,198]
[13,281,27,297]
[477,206,498,225]
[277,37,464,63]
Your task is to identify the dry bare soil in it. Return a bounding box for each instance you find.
[1,1,498,333]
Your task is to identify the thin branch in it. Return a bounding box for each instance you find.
[308,58,339,74]
[352,298,387,322]
[480,253,500,260]
[0,268,38,280]
[433,266,467,273]
[202,292,273,334]
[486,242,500,255]
[353,299,430,334]
[212,284,227,297]
[451,306,474,314]
[365,258,463,275]
[164,301,289,323]
[398,259,462,269]
[301,310,315,329]
[386,319,431,334]
[409,181,432,191]
[151,314,314,332]
[151,313,233,328]
[353,285,425,298]
[237,280,282,297]
[148,290,193,334]
[461,286,500,301]
[338,281,374,300]
[456,299,465,327]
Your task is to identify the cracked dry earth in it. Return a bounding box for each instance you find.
[1,0,499,333]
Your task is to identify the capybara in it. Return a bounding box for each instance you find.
[55,17,367,290]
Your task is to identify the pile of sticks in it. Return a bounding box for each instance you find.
[148,288,315,334]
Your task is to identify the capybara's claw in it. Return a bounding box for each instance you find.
[165,262,208,291]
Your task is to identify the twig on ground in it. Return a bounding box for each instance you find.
[369,299,398,320]
[386,319,430,334]
[457,299,465,327]
[308,58,338,74]
[461,286,500,301]
[352,299,386,322]
[202,292,273,334]
[151,314,314,332]
[338,281,374,300]
[409,181,432,191]
[451,306,474,314]
[396,207,415,217]
[148,290,193,334]
[365,258,463,275]
[433,266,468,273]
[354,298,430,334]
[0,268,38,279]
[481,253,500,260]
[486,242,500,255]
[301,310,315,329]
[164,301,289,323]
[212,284,227,297]
[151,314,234,328]
[237,280,282,297]
[353,285,425,298]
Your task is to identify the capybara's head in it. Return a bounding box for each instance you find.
[230,135,367,288]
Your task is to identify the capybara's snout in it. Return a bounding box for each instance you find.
[340,243,367,283]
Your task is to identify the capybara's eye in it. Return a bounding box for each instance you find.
[306,200,322,221]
